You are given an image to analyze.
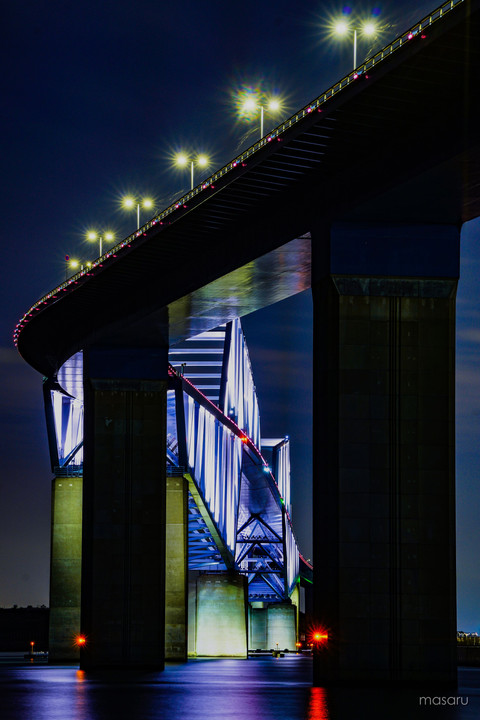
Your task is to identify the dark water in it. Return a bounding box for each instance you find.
[1,655,479,720]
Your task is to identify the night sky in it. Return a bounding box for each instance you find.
[1,1,478,630]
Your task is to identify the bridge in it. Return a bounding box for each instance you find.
[15,0,480,683]
[43,318,308,658]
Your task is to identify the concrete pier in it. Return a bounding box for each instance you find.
[312,223,458,685]
[48,476,82,661]
[195,573,248,657]
[267,603,297,652]
[165,476,188,660]
[80,346,168,669]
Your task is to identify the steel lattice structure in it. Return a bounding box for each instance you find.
[44,318,304,602]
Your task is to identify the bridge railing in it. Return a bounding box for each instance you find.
[14,0,465,344]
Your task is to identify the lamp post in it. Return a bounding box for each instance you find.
[241,96,281,139]
[334,19,377,70]
[122,196,154,230]
[174,154,210,190]
[86,231,115,258]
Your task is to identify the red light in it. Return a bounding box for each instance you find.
[310,628,329,645]
[75,635,86,647]
[241,436,248,443]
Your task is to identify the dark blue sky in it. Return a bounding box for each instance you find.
[1,0,478,630]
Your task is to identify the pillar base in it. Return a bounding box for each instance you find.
[195,573,248,657]
[48,476,82,662]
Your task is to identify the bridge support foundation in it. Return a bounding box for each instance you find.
[48,475,82,661]
[312,223,458,685]
[195,572,248,657]
[267,603,297,651]
[80,346,168,669]
[165,475,188,660]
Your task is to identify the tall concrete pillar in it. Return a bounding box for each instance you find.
[80,346,167,669]
[165,475,188,660]
[312,223,458,685]
[49,475,82,661]
[195,573,248,657]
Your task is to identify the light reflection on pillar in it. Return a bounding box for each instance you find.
[307,687,330,719]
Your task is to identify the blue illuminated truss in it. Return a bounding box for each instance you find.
[45,318,303,601]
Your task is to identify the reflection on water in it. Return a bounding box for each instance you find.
[307,687,330,719]
[0,657,479,720]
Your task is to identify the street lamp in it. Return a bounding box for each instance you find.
[65,256,91,278]
[122,196,154,230]
[241,95,282,139]
[174,153,210,190]
[334,18,377,70]
[86,231,115,257]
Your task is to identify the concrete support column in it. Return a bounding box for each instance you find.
[267,603,297,651]
[249,604,267,650]
[195,572,248,657]
[80,346,168,669]
[49,475,82,661]
[312,223,459,685]
[165,475,188,660]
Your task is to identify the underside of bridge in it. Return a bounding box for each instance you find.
[16,0,479,685]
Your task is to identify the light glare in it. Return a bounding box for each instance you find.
[175,153,189,167]
[243,97,256,112]
[197,155,209,167]
[143,198,153,209]
[123,196,135,209]
[87,231,97,241]
[335,20,349,35]
[363,21,376,36]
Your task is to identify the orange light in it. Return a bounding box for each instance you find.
[313,631,328,642]
[75,635,86,647]
[240,436,248,443]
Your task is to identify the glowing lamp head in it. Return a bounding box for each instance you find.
[175,153,189,167]
[104,232,114,241]
[268,98,281,112]
[143,198,153,209]
[123,196,135,209]
[87,231,97,241]
[335,20,349,36]
[243,97,256,113]
[69,259,79,269]
[363,21,376,36]
[197,154,209,168]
